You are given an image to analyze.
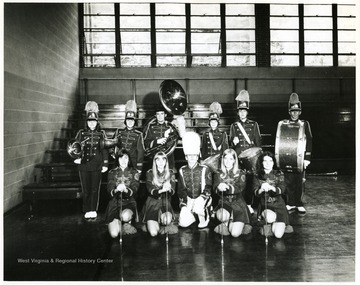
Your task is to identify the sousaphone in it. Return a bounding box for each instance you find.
[143,80,187,157]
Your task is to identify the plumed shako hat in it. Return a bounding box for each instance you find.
[125,100,137,120]
[288,93,302,111]
[236,90,250,110]
[182,131,201,155]
[209,102,223,121]
[85,101,99,120]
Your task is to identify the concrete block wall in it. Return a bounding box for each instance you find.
[4,3,80,212]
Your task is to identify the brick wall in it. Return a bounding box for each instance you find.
[4,3,80,212]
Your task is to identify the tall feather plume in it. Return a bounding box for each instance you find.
[209,101,223,115]
[235,90,250,102]
[125,100,137,114]
[84,101,99,113]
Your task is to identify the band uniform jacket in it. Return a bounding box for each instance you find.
[177,163,212,204]
[201,129,229,160]
[75,128,109,171]
[112,128,145,170]
[253,169,289,224]
[281,119,313,162]
[213,169,247,202]
[104,166,140,223]
[141,169,176,222]
[143,121,175,154]
[146,169,176,199]
[213,169,250,223]
[229,119,262,156]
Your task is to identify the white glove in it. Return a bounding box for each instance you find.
[116,183,127,193]
[163,181,171,192]
[233,137,240,145]
[74,158,81,164]
[304,160,310,169]
[217,183,229,192]
[157,137,167,145]
[101,166,108,173]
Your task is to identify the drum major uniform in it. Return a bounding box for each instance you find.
[178,132,213,229]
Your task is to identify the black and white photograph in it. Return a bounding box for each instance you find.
[2,0,357,282]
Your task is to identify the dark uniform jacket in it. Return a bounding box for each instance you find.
[107,166,140,199]
[213,169,247,201]
[113,128,145,171]
[143,121,174,149]
[177,163,212,203]
[146,169,176,199]
[75,128,108,171]
[229,119,262,156]
[201,129,229,160]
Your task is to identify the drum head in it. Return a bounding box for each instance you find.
[238,147,262,159]
[275,120,306,172]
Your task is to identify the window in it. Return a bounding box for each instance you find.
[226,4,256,66]
[270,4,299,66]
[337,4,356,66]
[155,3,186,67]
[191,4,222,66]
[83,3,115,67]
[304,4,333,66]
[119,3,151,67]
[81,2,356,68]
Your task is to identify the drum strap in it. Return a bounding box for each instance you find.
[236,122,252,145]
[209,132,221,151]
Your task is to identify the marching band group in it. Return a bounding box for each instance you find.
[68,85,312,241]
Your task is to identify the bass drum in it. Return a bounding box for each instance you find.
[275,120,306,173]
[238,147,263,173]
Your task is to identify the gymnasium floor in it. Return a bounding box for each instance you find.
[4,175,355,282]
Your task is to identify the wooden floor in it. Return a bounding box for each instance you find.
[4,175,355,282]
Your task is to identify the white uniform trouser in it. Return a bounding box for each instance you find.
[178,196,211,228]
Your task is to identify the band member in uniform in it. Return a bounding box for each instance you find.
[229,90,262,215]
[213,148,252,237]
[253,151,293,238]
[141,151,178,236]
[178,132,213,229]
[73,101,108,220]
[112,100,145,172]
[105,149,140,237]
[280,93,312,215]
[143,109,175,170]
[201,102,229,212]
[201,101,229,170]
